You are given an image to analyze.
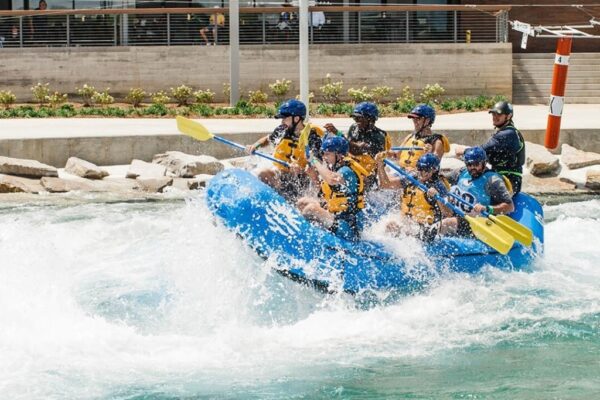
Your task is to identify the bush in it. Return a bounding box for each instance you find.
[347,86,373,103]
[269,78,292,100]
[144,103,168,116]
[76,84,97,107]
[319,74,343,104]
[371,86,393,104]
[419,83,445,105]
[126,88,146,107]
[31,83,50,105]
[248,90,268,105]
[222,83,231,99]
[47,92,68,108]
[92,89,114,107]
[170,85,193,106]
[0,90,17,109]
[398,85,415,104]
[193,89,215,104]
[151,91,170,106]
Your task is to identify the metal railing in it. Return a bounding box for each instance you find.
[0,5,510,48]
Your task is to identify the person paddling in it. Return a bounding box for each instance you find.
[246,99,324,201]
[297,136,368,242]
[439,146,514,237]
[390,104,450,170]
[323,102,391,191]
[455,101,525,195]
[375,153,449,242]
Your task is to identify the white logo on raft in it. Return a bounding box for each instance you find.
[265,202,302,238]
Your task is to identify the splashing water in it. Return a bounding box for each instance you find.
[0,196,599,399]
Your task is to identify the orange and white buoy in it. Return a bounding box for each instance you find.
[545,36,573,149]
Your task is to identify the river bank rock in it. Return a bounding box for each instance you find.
[152,151,224,178]
[585,170,600,190]
[0,174,45,193]
[561,144,600,169]
[0,156,58,178]
[126,160,167,179]
[526,142,560,176]
[65,157,109,180]
[41,177,99,193]
[135,177,173,193]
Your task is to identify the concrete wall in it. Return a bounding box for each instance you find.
[0,43,512,102]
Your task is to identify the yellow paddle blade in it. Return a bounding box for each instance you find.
[176,116,214,141]
[297,122,311,151]
[466,216,515,255]
[490,215,533,247]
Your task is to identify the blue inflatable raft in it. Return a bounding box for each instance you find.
[206,169,544,294]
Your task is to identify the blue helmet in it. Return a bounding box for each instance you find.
[321,136,349,155]
[416,153,440,171]
[464,146,487,164]
[408,104,436,125]
[275,99,306,119]
[352,102,379,121]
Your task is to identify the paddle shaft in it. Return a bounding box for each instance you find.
[383,159,466,218]
[213,135,290,168]
[445,190,493,217]
[391,146,424,151]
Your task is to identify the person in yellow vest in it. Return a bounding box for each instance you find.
[390,104,450,170]
[200,6,226,46]
[324,102,391,191]
[375,153,449,242]
[297,136,367,241]
[246,99,323,201]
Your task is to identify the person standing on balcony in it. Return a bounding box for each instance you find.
[200,5,225,46]
[28,0,48,44]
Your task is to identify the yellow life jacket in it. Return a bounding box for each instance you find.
[273,125,324,170]
[321,158,367,214]
[397,132,450,170]
[400,177,449,225]
[350,131,392,176]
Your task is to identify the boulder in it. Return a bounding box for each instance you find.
[40,177,101,193]
[65,157,109,180]
[522,174,576,194]
[0,156,58,178]
[0,174,44,193]
[152,151,224,178]
[126,160,167,179]
[585,169,600,190]
[135,177,173,193]
[188,174,214,190]
[526,142,560,176]
[561,144,600,169]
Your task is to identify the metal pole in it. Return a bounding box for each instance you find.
[358,11,361,43]
[405,11,409,43]
[453,10,457,43]
[343,0,349,43]
[262,12,266,45]
[19,17,23,48]
[230,0,240,106]
[299,0,309,111]
[167,13,171,46]
[66,15,70,47]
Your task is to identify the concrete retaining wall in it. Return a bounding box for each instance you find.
[0,43,512,101]
[2,128,598,167]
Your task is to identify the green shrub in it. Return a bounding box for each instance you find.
[144,103,168,116]
[191,103,215,117]
[47,92,68,108]
[392,99,417,114]
[0,90,17,109]
[419,83,445,105]
[319,74,343,104]
[126,88,146,107]
[371,86,393,104]
[269,78,292,100]
[347,86,373,103]
[92,89,114,107]
[170,85,193,106]
[76,84,97,107]
[398,85,416,104]
[222,83,231,99]
[193,89,215,104]
[151,91,170,106]
[248,89,268,105]
[31,83,50,105]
